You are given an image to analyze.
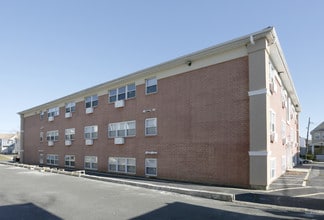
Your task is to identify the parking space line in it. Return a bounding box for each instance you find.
[294,192,324,198]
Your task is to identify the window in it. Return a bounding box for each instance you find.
[269,62,277,94]
[46,154,58,166]
[286,98,291,123]
[108,83,136,103]
[108,121,136,138]
[145,158,157,176]
[146,78,157,94]
[84,156,98,170]
[145,118,157,136]
[40,131,44,142]
[65,155,75,167]
[270,158,276,179]
[85,95,98,108]
[46,130,59,141]
[40,111,45,120]
[65,128,75,141]
[314,132,320,140]
[84,126,98,140]
[281,120,286,144]
[108,157,136,174]
[48,107,59,118]
[281,156,286,174]
[270,110,276,134]
[65,102,76,113]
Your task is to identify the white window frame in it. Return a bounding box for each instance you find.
[46,154,58,166]
[65,102,76,113]
[270,158,276,179]
[108,121,136,138]
[46,130,59,142]
[108,83,136,103]
[40,131,44,142]
[108,157,136,174]
[65,128,75,141]
[281,120,286,144]
[84,156,98,170]
[270,110,276,134]
[85,95,98,108]
[145,118,157,136]
[145,158,157,176]
[84,125,98,140]
[48,107,59,118]
[65,155,75,167]
[281,156,286,174]
[145,77,157,94]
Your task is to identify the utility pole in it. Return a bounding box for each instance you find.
[305,117,311,156]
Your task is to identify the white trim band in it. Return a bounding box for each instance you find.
[248,88,267,96]
[249,150,271,156]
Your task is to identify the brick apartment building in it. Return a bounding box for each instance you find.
[18,27,300,189]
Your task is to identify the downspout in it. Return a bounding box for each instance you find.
[19,114,24,163]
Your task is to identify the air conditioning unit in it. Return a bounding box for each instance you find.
[86,107,94,114]
[48,141,54,146]
[270,133,278,143]
[48,116,54,122]
[114,100,125,108]
[282,100,287,108]
[85,139,93,145]
[114,137,125,145]
[65,140,72,146]
[65,112,72,118]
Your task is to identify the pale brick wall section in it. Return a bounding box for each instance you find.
[22,56,249,187]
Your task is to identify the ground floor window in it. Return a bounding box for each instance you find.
[84,156,98,170]
[108,157,136,174]
[281,156,286,174]
[39,153,44,164]
[46,154,58,166]
[65,155,75,168]
[270,158,276,179]
[145,158,157,176]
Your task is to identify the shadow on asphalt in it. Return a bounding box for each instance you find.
[236,193,324,211]
[130,201,322,220]
[0,203,62,220]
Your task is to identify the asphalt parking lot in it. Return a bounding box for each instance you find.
[1,163,323,220]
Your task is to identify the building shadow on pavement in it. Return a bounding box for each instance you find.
[0,203,62,220]
[130,201,321,220]
[236,193,324,211]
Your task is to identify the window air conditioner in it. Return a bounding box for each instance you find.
[65,112,72,118]
[48,141,54,146]
[114,137,125,145]
[114,100,125,108]
[65,140,72,146]
[270,133,278,143]
[48,116,54,122]
[86,107,94,114]
[85,139,93,145]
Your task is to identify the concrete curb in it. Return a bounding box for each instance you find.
[83,174,235,202]
[302,166,312,187]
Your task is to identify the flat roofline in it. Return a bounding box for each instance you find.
[18,26,300,115]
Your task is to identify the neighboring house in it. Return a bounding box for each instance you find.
[0,133,19,154]
[18,27,300,189]
[299,136,306,156]
[310,121,324,161]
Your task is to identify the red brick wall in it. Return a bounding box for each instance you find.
[22,56,250,187]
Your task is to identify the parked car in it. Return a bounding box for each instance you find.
[299,158,313,164]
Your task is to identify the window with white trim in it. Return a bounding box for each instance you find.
[46,154,58,166]
[270,110,276,134]
[65,128,75,141]
[48,107,59,118]
[108,83,136,103]
[145,158,157,176]
[84,125,98,140]
[286,98,291,123]
[65,155,75,167]
[108,121,136,138]
[40,131,44,142]
[46,130,59,142]
[84,156,98,170]
[146,77,157,94]
[269,62,277,94]
[281,156,286,174]
[85,95,98,108]
[145,118,157,136]
[65,102,76,113]
[108,157,136,174]
[270,158,276,179]
[281,120,286,144]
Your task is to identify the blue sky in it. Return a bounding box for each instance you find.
[0,0,323,138]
